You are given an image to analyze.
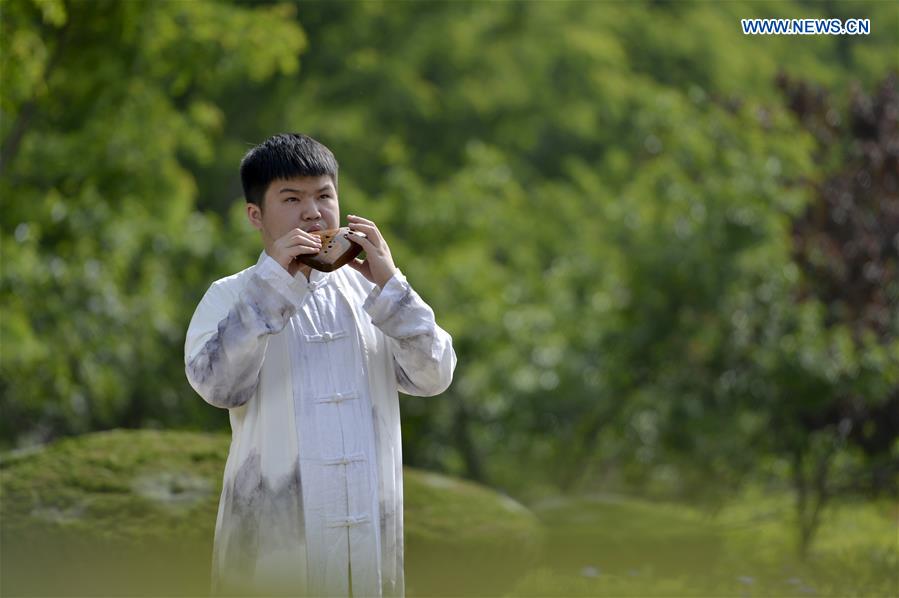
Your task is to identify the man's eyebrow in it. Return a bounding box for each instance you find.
[279,186,333,194]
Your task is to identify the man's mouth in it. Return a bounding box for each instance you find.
[305,224,323,233]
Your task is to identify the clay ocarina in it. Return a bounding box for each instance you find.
[295,227,364,272]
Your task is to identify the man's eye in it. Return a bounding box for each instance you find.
[320,195,332,200]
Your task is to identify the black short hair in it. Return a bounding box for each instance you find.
[239,133,339,208]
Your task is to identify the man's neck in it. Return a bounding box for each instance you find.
[263,247,313,280]
[287,260,313,280]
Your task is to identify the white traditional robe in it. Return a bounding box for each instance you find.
[184,253,456,597]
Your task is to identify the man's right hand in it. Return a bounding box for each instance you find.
[271,228,322,276]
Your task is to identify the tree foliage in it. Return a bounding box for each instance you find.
[1,0,303,441]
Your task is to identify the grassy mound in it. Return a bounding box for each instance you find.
[0,429,541,596]
[404,470,543,595]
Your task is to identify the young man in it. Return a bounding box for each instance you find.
[184,133,456,597]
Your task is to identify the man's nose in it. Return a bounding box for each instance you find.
[300,198,321,220]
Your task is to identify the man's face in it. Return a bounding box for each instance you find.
[247,175,340,249]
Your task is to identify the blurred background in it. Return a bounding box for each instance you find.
[1,0,897,596]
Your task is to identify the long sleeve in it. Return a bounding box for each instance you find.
[363,271,456,397]
[185,256,298,409]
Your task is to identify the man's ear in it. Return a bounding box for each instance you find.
[246,202,263,230]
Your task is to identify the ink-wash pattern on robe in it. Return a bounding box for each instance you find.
[185,254,456,597]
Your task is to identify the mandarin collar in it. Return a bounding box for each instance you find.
[257,250,332,291]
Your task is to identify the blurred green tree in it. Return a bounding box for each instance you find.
[1,0,304,445]
[751,72,898,556]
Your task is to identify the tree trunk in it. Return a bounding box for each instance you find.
[453,397,485,483]
[559,397,627,491]
[791,442,834,559]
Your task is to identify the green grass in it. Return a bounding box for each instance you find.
[508,491,898,597]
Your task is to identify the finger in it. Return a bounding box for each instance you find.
[282,228,311,241]
[288,244,321,255]
[346,222,380,245]
[345,230,376,253]
[347,214,376,227]
[282,228,321,242]
[298,230,325,243]
[347,222,376,234]
[283,234,322,248]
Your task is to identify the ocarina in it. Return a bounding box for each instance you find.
[295,227,364,272]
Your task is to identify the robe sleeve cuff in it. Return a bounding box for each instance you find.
[363,270,409,324]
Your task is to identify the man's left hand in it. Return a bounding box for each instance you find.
[345,214,398,288]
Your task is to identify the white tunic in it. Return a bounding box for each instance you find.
[184,253,456,596]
